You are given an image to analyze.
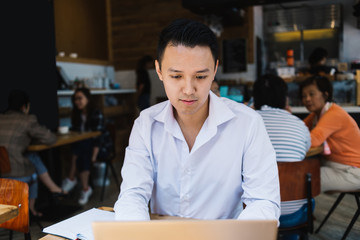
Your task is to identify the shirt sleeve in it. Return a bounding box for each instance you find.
[28,115,56,145]
[309,109,342,147]
[114,118,154,221]
[238,114,280,223]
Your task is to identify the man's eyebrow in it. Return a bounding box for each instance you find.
[167,68,210,73]
[196,68,210,73]
[168,68,182,73]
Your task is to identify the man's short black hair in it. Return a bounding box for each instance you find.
[157,19,218,68]
[7,89,30,111]
[299,75,333,102]
[253,74,288,110]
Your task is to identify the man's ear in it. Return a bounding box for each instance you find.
[155,60,163,81]
[214,60,219,75]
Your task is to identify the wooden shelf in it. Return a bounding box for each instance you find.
[54,0,111,62]
[56,57,112,66]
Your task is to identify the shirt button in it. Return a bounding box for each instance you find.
[186,169,190,175]
[181,195,188,201]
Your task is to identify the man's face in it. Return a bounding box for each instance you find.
[155,44,218,119]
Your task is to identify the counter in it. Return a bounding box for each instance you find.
[57,89,136,96]
[291,106,360,114]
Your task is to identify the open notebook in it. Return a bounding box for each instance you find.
[43,208,114,240]
[92,219,278,240]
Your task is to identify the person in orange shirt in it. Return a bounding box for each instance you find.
[299,75,360,192]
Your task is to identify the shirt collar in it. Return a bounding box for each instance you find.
[154,91,236,139]
[207,91,236,128]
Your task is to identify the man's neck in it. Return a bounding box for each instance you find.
[174,98,209,152]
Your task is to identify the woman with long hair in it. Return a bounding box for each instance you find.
[62,87,106,205]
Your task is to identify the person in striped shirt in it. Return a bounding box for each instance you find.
[253,74,311,230]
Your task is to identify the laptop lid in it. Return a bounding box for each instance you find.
[92,219,277,240]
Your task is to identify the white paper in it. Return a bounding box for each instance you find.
[43,208,115,240]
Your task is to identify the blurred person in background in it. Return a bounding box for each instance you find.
[210,79,220,97]
[253,74,311,238]
[62,87,111,205]
[308,47,336,76]
[136,55,154,111]
[299,75,360,192]
[0,90,66,217]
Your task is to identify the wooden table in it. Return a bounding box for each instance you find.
[0,204,18,224]
[27,131,101,151]
[306,146,324,158]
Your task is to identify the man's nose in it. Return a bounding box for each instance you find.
[182,78,195,95]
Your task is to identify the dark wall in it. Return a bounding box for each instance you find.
[1,0,58,131]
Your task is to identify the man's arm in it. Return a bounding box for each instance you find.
[114,119,154,221]
[309,109,342,147]
[238,114,280,222]
[28,115,56,145]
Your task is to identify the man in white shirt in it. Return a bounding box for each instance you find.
[114,19,280,221]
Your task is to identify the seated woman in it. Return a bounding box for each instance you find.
[253,74,311,230]
[0,90,66,217]
[62,87,109,205]
[299,75,360,192]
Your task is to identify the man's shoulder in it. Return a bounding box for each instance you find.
[137,101,169,122]
[1,111,36,122]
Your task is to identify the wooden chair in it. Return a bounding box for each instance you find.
[0,146,11,176]
[277,158,321,240]
[97,123,120,201]
[0,178,31,240]
[315,189,360,240]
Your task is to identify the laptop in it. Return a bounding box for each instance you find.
[92,219,277,240]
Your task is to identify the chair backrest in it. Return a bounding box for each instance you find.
[0,178,30,233]
[277,158,321,201]
[0,146,11,174]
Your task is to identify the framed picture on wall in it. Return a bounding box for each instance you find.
[222,38,247,73]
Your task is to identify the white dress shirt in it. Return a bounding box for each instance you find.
[114,92,280,221]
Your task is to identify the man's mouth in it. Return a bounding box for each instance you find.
[180,99,197,105]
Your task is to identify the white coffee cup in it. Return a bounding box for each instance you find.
[58,126,69,134]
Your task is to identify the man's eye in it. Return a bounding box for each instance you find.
[170,75,181,79]
[196,75,207,79]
